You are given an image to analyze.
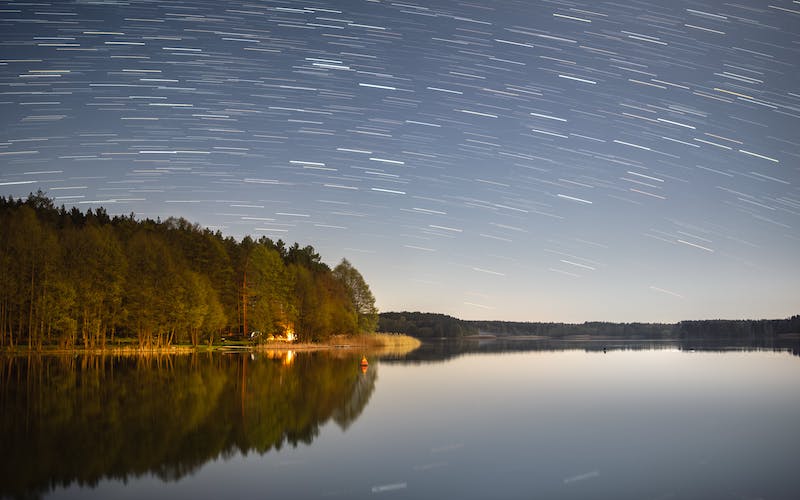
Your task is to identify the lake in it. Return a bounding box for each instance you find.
[2,340,800,499]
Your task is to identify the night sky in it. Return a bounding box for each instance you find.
[1,0,798,322]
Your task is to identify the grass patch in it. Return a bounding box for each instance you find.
[2,333,422,357]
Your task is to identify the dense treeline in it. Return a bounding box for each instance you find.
[378,311,673,339]
[379,312,478,338]
[0,192,378,350]
[380,311,800,341]
[676,316,800,339]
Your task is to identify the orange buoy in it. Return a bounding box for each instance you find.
[360,356,369,367]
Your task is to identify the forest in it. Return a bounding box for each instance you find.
[380,311,800,341]
[0,192,378,350]
[378,311,478,338]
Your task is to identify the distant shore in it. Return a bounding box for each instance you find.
[0,333,422,357]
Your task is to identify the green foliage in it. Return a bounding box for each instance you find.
[0,194,376,348]
[333,258,378,333]
[379,311,478,338]
[676,316,800,339]
[243,245,290,336]
[381,311,800,342]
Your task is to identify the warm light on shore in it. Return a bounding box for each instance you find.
[283,323,296,342]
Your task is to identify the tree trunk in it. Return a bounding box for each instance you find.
[242,269,248,337]
[16,304,25,349]
[82,311,89,349]
[0,301,6,348]
[28,260,35,350]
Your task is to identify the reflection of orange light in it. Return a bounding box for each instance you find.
[360,364,368,374]
[284,350,295,366]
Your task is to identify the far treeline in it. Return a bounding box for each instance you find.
[0,192,378,350]
[379,312,800,340]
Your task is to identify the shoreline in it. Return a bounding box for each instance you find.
[0,333,422,357]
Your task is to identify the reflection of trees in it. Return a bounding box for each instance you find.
[0,352,375,499]
[386,337,800,365]
[333,363,377,430]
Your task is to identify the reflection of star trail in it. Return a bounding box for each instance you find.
[1,1,798,322]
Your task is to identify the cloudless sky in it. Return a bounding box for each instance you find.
[1,0,798,322]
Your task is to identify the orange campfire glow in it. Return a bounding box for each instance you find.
[282,323,296,342]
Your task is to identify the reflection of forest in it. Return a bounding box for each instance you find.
[0,352,375,499]
[386,337,800,365]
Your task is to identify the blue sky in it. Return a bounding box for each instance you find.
[1,0,798,322]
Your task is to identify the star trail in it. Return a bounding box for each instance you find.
[1,0,798,322]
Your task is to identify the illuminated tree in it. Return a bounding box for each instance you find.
[333,259,378,333]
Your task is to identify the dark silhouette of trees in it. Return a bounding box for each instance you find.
[380,312,799,341]
[0,193,378,349]
[676,316,800,340]
[379,312,478,338]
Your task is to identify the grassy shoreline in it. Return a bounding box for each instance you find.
[0,333,422,357]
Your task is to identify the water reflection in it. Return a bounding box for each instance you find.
[390,336,800,364]
[0,351,375,499]
[3,339,800,499]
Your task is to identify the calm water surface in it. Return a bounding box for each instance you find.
[2,342,799,499]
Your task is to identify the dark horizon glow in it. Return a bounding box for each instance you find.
[1,0,798,322]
